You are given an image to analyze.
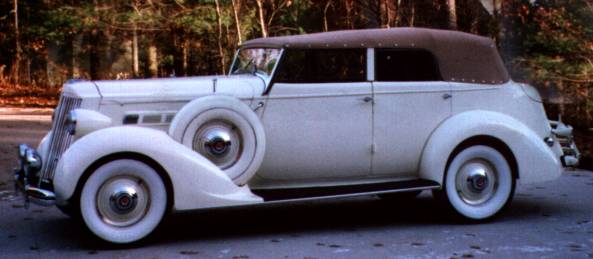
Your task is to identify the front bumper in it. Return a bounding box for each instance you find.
[14,144,56,207]
[550,119,580,167]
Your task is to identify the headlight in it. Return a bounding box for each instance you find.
[65,110,77,135]
[64,109,112,137]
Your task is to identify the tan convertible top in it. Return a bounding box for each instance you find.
[241,28,510,84]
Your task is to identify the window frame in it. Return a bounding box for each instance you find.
[229,47,284,86]
[268,48,368,89]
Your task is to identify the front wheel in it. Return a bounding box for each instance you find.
[80,159,167,244]
[434,145,515,220]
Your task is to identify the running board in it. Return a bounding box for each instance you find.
[253,179,441,202]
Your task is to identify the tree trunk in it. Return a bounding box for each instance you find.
[12,0,21,85]
[72,35,81,79]
[215,0,226,74]
[492,0,502,46]
[231,0,242,44]
[148,44,158,78]
[89,29,100,80]
[409,1,415,27]
[323,0,332,32]
[132,24,139,77]
[447,0,457,30]
[395,0,402,26]
[256,0,268,37]
[345,0,354,29]
[383,0,392,28]
[183,39,189,76]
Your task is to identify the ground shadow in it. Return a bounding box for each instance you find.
[27,188,574,251]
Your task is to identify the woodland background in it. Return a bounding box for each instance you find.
[0,0,591,167]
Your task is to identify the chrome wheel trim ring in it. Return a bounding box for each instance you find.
[96,176,150,228]
[192,120,242,169]
[455,158,498,206]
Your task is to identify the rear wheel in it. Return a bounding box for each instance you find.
[434,145,515,220]
[80,159,167,244]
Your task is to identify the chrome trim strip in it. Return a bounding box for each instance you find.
[260,184,440,204]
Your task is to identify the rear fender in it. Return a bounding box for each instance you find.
[419,111,562,185]
[53,126,263,210]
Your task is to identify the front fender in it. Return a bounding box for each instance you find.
[53,126,263,210]
[419,111,562,185]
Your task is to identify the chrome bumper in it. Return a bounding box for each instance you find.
[14,144,56,207]
[550,118,580,167]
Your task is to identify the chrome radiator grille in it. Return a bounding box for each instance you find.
[39,95,82,184]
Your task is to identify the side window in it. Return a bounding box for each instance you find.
[274,49,366,83]
[375,49,441,82]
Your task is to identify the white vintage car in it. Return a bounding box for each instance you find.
[14,28,579,244]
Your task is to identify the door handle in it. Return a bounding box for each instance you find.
[253,101,264,111]
[361,96,373,103]
[442,93,452,100]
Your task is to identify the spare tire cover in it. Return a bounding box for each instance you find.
[169,95,266,185]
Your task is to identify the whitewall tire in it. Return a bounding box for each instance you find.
[80,159,167,244]
[169,96,266,185]
[439,145,515,220]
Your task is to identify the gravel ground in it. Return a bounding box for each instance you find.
[0,110,592,259]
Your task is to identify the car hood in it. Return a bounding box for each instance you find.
[62,75,265,104]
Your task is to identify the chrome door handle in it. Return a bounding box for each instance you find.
[361,96,373,103]
[253,101,264,111]
[442,93,452,100]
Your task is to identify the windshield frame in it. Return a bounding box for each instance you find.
[229,47,284,86]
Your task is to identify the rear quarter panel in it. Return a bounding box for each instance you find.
[419,82,563,185]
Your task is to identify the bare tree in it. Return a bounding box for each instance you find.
[231,0,243,44]
[148,44,158,77]
[323,0,332,32]
[182,39,189,76]
[344,0,354,29]
[132,24,139,77]
[255,0,268,37]
[409,1,416,27]
[214,0,226,74]
[12,0,21,85]
[448,0,458,30]
[382,0,392,28]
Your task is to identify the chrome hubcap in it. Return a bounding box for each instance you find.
[110,189,138,214]
[204,130,232,156]
[193,120,242,169]
[97,176,150,227]
[455,159,497,205]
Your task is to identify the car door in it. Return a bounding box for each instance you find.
[256,48,373,181]
[371,48,452,178]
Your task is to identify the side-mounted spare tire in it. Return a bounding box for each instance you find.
[169,95,266,185]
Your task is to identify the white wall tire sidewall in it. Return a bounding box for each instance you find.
[445,145,513,220]
[169,96,266,185]
[80,159,167,244]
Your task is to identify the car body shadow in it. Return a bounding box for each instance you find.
[41,191,572,250]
